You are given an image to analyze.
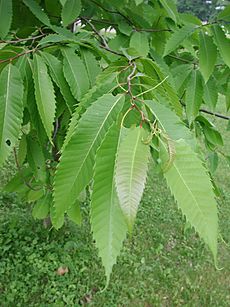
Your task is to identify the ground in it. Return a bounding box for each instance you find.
[0,97,229,306]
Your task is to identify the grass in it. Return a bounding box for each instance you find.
[0,99,229,306]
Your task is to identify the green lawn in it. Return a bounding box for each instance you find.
[0,99,229,306]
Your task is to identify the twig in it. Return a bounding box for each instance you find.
[127,62,137,99]
[199,108,230,120]
[0,34,46,44]
[0,48,35,64]
[81,17,125,57]
[89,0,134,26]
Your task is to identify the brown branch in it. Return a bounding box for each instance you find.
[199,108,230,120]
[0,49,35,64]
[89,0,134,26]
[0,34,46,44]
[81,17,125,57]
[81,16,171,32]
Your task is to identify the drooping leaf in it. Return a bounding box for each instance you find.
[164,139,218,261]
[203,77,218,111]
[0,0,12,39]
[91,124,127,285]
[130,32,149,57]
[67,199,82,225]
[115,126,150,231]
[32,193,51,219]
[0,64,24,166]
[32,54,56,142]
[23,0,51,26]
[203,126,223,147]
[27,188,44,202]
[61,0,81,26]
[185,70,203,123]
[199,31,217,83]
[144,100,194,147]
[26,136,47,183]
[53,94,125,228]
[41,51,75,111]
[164,25,195,56]
[81,49,101,87]
[212,25,230,68]
[62,48,89,101]
[159,0,178,23]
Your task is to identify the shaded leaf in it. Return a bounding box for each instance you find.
[32,54,56,142]
[23,0,51,26]
[41,51,75,111]
[212,25,230,68]
[130,32,149,57]
[67,199,82,225]
[199,31,217,83]
[185,70,203,123]
[62,48,89,100]
[0,64,24,166]
[61,0,81,26]
[0,0,12,39]
[81,49,101,87]
[164,25,195,56]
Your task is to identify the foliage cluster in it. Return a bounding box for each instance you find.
[0,0,230,284]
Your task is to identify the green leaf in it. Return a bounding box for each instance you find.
[27,189,44,202]
[164,25,195,56]
[81,49,101,88]
[115,126,150,231]
[185,70,203,123]
[61,0,81,26]
[0,64,24,166]
[23,0,51,26]
[32,54,56,142]
[53,94,125,228]
[212,25,230,68]
[18,134,27,166]
[164,140,218,261]
[62,48,89,101]
[26,136,47,183]
[0,0,12,39]
[130,32,149,57]
[144,100,194,147]
[199,31,217,83]
[159,0,178,23]
[32,193,51,219]
[67,199,82,225]
[203,77,218,112]
[203,126,223,147]
[91,124,127,285]
[61,1,80,26]
[41,52,75,111]
[218,5,230,22]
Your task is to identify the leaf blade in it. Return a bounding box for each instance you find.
[32,54,57,142]
[164,140,218,260]
[91,123,127,285]
[53,94,125,228]
[0,64,24,166]
[115,127,150,231]
[0,0,12,39]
